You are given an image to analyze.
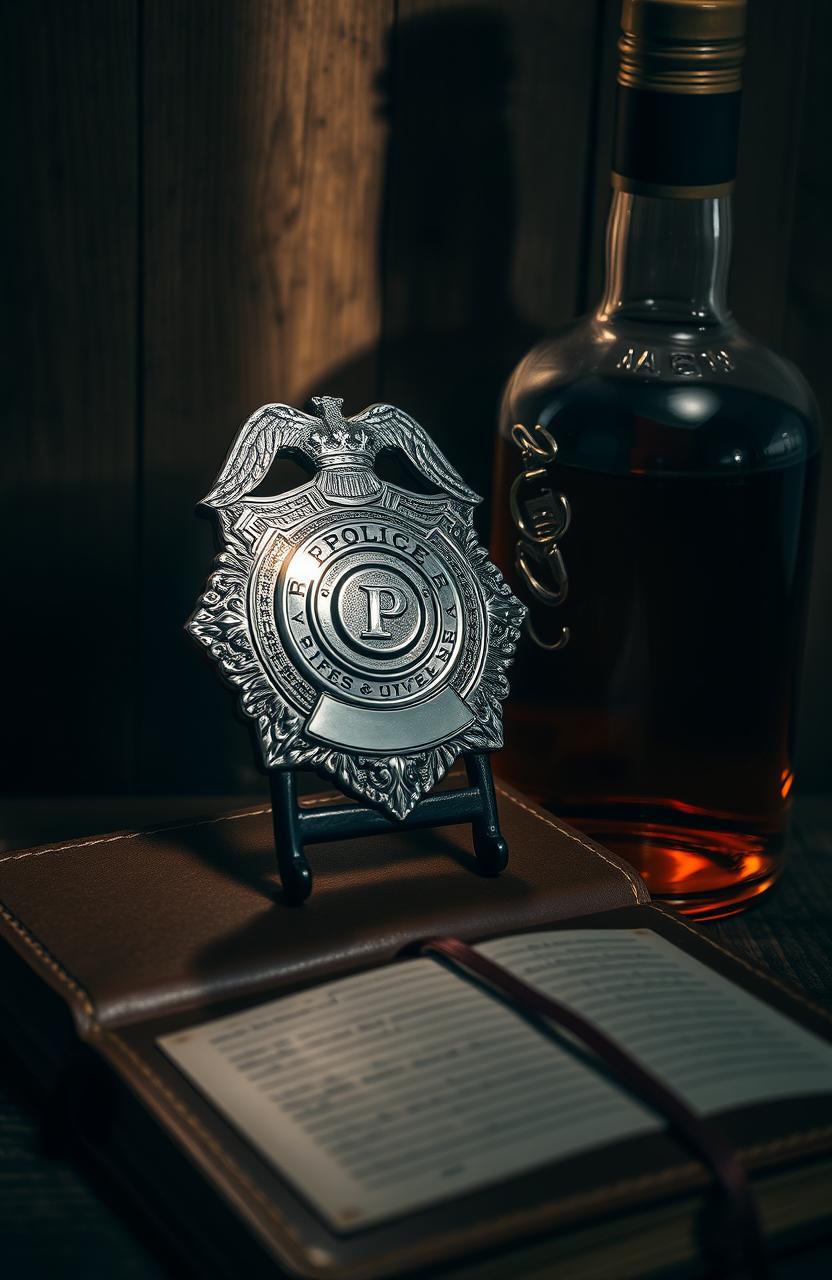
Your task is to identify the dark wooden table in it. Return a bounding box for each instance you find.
[1,794,831,1278]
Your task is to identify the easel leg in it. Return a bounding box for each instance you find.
[270,771,313,904]
[464,753,509,876]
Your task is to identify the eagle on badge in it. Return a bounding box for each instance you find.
[202,396,480,508]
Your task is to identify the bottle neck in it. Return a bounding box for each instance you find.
[596,190,733,328]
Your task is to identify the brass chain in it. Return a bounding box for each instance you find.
[509,423,570,651]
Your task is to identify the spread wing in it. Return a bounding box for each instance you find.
[352,403,481,504]
[201,403,318,507]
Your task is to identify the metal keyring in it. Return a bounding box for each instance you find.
[511,421,559,460]
[516,541,569,606]
[509,474,571,545]
[509,421,571,651]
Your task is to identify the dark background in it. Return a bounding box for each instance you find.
[2,6,832,1275]
[3,0,830,801]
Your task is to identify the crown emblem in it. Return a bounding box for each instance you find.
[306,398,373,464]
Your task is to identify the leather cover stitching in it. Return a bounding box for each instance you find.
[1,889,831,1274]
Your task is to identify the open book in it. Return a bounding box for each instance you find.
[2,785,831,1278]
[160,927,832,1234]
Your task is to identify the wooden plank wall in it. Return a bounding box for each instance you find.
[1,1,138,792]
[784,0,832,793]
[140,0,391,791]
[3,0,830,795]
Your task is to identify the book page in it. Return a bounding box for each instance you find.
[159,956,654,1230]
[479,929,832,1113]
[159,930,832,1232]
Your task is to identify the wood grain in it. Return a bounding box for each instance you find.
[710,798,832,1005]
[730,0,814,347]
[1,0,138,792]
[0,1057,166,1278]
[785,0,832,793]
[1,0,828,797]
[140,0,392,791]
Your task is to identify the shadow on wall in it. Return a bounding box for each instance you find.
[303,6,538,535]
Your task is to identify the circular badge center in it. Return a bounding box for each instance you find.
[275,517,467,707]
[311,546,440,682]
[331,564,424,658]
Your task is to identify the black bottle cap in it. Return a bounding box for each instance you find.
[613,0,746,197]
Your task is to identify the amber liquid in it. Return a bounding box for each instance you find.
[492,379,819,919]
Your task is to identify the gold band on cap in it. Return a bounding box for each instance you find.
[611,171,735,198]
[619,0,747,94]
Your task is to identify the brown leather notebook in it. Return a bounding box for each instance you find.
[1,781,831,1279]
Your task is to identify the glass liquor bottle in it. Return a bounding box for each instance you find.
[491,0,821,919]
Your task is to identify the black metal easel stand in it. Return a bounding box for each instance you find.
[269,752,508,904]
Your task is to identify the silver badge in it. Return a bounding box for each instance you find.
[188,396,525,820]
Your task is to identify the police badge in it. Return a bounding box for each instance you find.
[188,396,525,900]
